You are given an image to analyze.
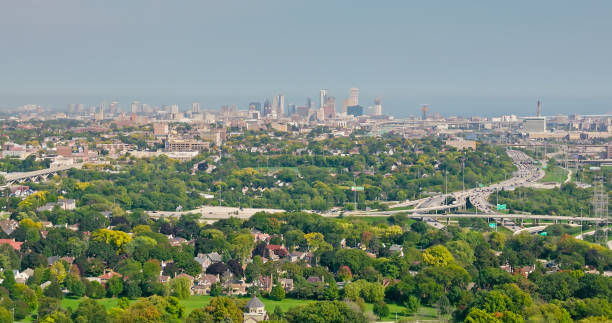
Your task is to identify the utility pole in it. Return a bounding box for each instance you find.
[580,207,583,237]
[353,174,357,210]
[461,156,466,193]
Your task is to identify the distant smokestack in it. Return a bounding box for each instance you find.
[537,100,541,117]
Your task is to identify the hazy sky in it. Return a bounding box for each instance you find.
[1,1,611,117]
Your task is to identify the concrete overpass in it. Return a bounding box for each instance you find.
[336,212,608,223]
[1,163,84,184]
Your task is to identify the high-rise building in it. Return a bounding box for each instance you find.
[263,99,272,116]
[271,95,284,116]
[288,104,296,116]
[349,88,359,106]
[249,102,262,112]
[192,102,200,114]
[170,104,179,114]
[278,94,284,116]
[68,104,76,113]
[319,89,328,108]
[271,96,279,115]
[95,105,104,120]
[342,99,350,114]
[109,101,119,115]
[368,98,382,116]
[347,105,364,117]
[323,96,336,119]
[131,101,141,114]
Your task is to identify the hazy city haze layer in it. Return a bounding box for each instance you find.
[1,1,611,116]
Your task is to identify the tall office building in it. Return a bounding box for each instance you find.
[271,94,284,116]
[278,94,284,116]
[319,89,328,108]
[271,96,279,115]
[99,101,106,113]
[110,101,119,115]
[95,105,104,120]
[323,96,336,119]
[349,88,359,106]
[131,101,141,114]
[347,105,364,117]
[368,98,382,116]
[249,102,262,113]
[263,99,272,116]
[170,104,179,114]
[192,102,200,114]
[288,103,296,116]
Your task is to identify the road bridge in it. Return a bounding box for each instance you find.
[335,212,608,223]
[1,163,84,184]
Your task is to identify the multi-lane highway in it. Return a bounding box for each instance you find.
[352,149,543,217]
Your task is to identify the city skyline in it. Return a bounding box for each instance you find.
[1,1,611,116]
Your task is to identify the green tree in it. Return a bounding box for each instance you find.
[404,295,420,314]
[0,307,10,323]
[107,276,124,297]
[44,281,64,299]
[170,277,192,300]
[464,308,502,323]
[285,301,368,323]
[269,284,286,301]
[185,308,214,323]
[38,297,62,319]
[373,301,390,319]
[524,303,572,323]
[422,245,454,266]
[86,281,106,299]
[165,296,185,319]
[72,298,108,323]
[66,275,86,297]
[205,297,243,323]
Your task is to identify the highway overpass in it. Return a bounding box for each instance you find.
[1,163,84,184]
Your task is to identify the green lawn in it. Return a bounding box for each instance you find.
[389,205,416,211]
[59,295,451,322]
[61,295,314,315]
[540,165,569,183]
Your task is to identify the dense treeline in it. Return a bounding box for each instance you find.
[19,137,516,212]
[494,183,595,216]
[2,207,612,322]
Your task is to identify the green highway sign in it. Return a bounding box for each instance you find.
[479,183,484,188]
[489,223,496,228]
[496,204,507,210]
[351,186,364,191]
[540,232,548,236]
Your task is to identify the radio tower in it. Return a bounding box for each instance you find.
[592,174,609,245]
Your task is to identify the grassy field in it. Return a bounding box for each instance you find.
[389,205,416,211]
[252,166,301,174]
[540,164,569,183]
[58,295,449,322]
